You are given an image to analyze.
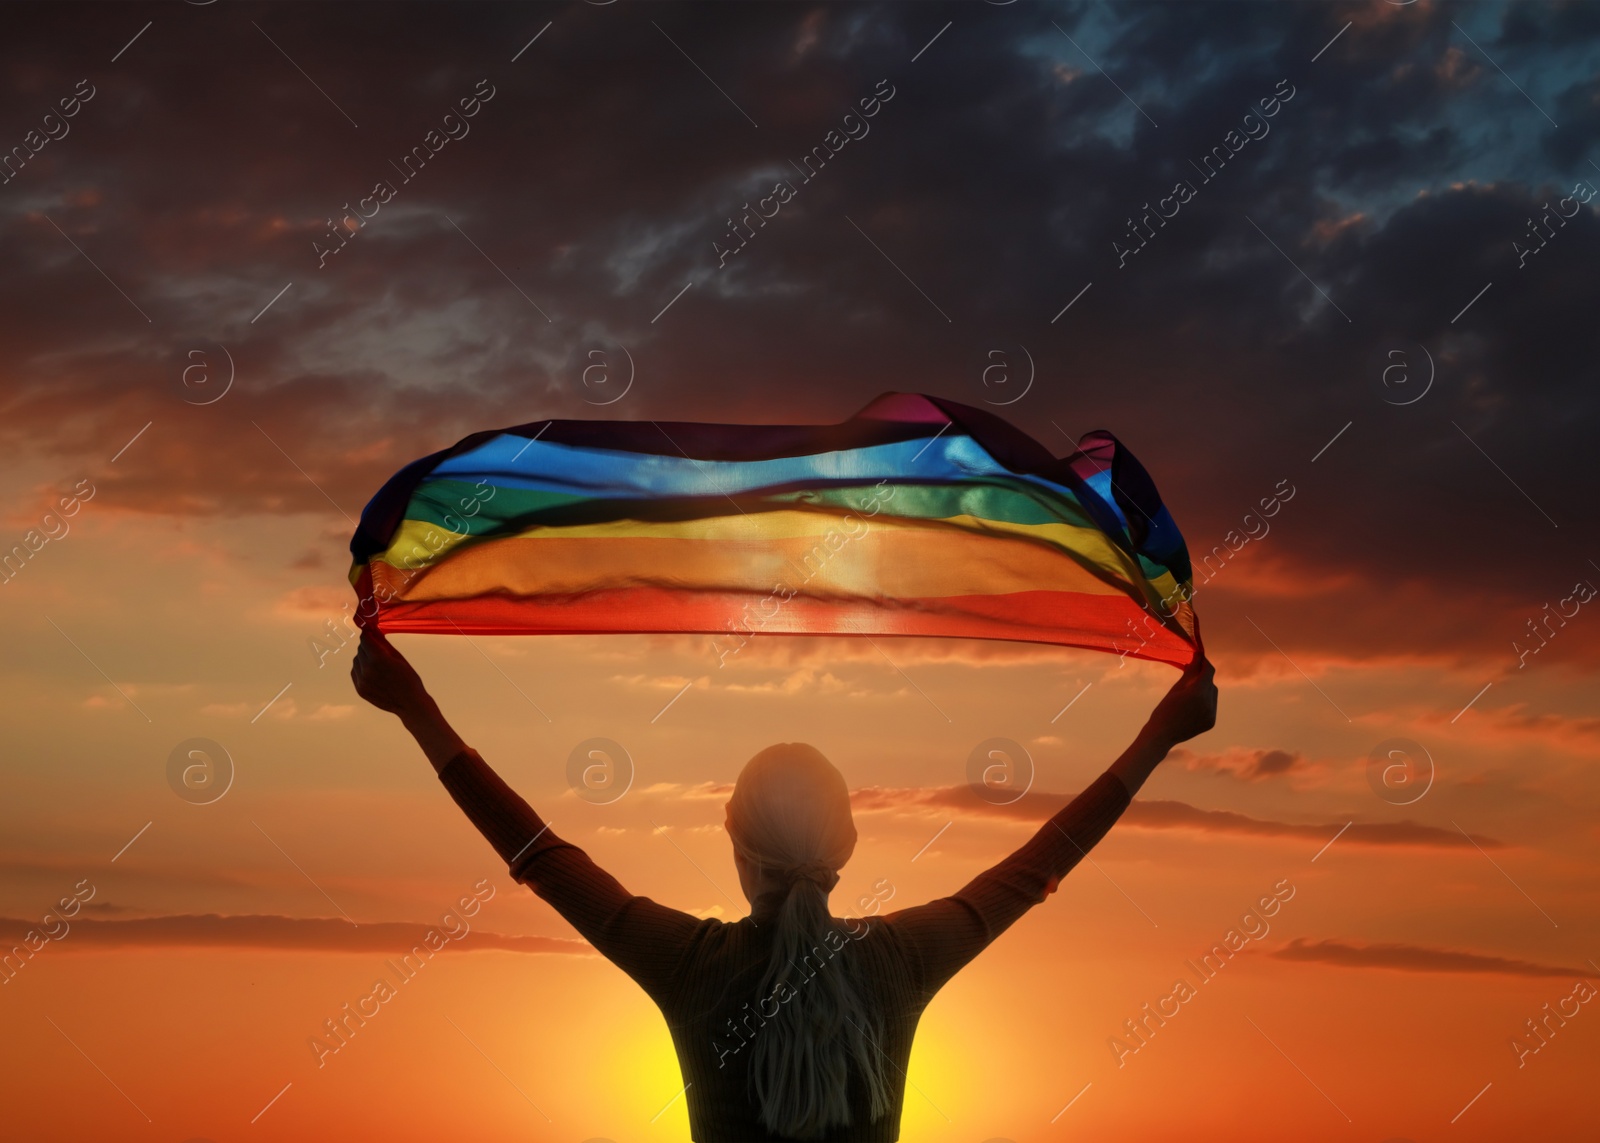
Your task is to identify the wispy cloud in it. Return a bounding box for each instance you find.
[1171,746,1308,781]
[1125,799,1499,849]
[0,913,594,955]
[1271,938,1590,978]
[849,784,1501,848]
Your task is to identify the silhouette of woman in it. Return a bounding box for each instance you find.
[352,630,1217,1141]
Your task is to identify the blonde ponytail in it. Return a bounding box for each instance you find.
[747,870,892,1138]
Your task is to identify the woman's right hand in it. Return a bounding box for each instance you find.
[1147,656,1218,747]
[351,629,431,717]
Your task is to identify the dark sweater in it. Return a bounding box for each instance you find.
[437,749,1133,1142]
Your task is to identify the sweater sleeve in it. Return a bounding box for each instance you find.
[880,771,1132,997]
[436,747,709,1001]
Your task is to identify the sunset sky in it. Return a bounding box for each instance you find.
[2,1,1598,1141]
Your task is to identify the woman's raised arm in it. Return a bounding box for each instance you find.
[350,629,468,773]
[881,657,1218,997]
[350,630,707,1000]
[1110,658,1217,797]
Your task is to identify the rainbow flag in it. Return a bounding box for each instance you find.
[348,393,1199,666]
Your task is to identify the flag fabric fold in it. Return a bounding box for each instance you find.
[348,392,1199,666]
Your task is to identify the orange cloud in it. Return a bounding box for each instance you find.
[1409,702,1600,754]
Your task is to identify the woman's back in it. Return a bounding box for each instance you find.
[435,746,1132,1142]
[659,910,919,1141]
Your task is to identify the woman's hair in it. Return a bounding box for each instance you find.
[724,743,893,1139]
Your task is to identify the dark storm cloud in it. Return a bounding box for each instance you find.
[1,1,1595,663]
